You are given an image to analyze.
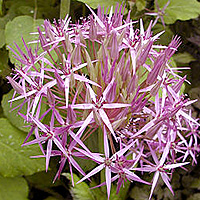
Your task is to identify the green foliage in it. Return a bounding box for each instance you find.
[0,106,4,118]
[0,0,2,16]
[60,0,71,19]
[1,89,31,132]
[109,181,130,200]
[0,118,45,177]
[153,24,174,45]
[0,48,11,78]
[187,194,200,200]
[77,0,126,13]
[26,170,62,190]
[157,0,200,24]
[135,0,146,11]
[44,197,60,200]
[75,129,99,171]
[173,52,196,64]
[2,89,46,132]
[64,172,130,200]
[129,185,150,200]
[64,173,96,200]
[0,29,5,48]
[4,0,60,20]
[0,16,7,48]
[5,15,44,65]
[0,176,29,200]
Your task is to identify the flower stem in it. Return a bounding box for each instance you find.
[60,0,71,19]
[98,127,105,186]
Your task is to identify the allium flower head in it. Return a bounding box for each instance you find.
[7,3,200,199]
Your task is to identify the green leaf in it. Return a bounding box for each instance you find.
[173,52,196,64]
[0,118,45,177]
[4,0,34,17]
[5,15,57,67]
[157,0,200,24]
[187,193,200,200]
[116,181,130,200]
[0,0,3,16]
[109,181,130,200]
[44,197,60,200]
[36,0,60,20]
[5,15,44,65]
[2,89,31,132]
[129,185,150,200]
[153,24,174,45]
[0,106,4,118]
[0,28,5,48]
[0,16,8,29]
[75,128,98,172]
[135,0,146,11]
[64,172,130,200]
[60,0,71,19]
[63,173,96,200]
[2,89,47,132]
[4,0,60,20]
[0,176,29,200]
[0,48,11,78]
[78,0,127,13]
[17,5,35,15]
[188,87,200,110]
[0,15,17,49]
[26,170,62,190]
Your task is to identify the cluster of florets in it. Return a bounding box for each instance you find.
[7,4,200,199]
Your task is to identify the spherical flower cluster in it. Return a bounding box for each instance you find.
[7,3,200,199]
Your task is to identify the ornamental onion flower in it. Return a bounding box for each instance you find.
[7,3,200,199]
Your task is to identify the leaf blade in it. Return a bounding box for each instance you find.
[0,118,45,177]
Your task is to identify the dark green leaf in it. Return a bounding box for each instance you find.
[0,48,11,78]
[4,0,34,17]
[188,87,200,110]
[187,193,200,200]
[129,185,150,200]
[63,173,96,200]
[75,128,98,172]
[0,106,4,118]
[4,0,60,20]
[0,118,45,177]
[44,197,60,200]
[109,181,130,200]
[153,24,174,45]
[26,170,62,190]
[0,176,29,200]
[0,0,3,16]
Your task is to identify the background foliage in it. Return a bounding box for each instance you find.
[0,0,200,199]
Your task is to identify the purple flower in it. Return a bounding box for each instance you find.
[7,3,200,199]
